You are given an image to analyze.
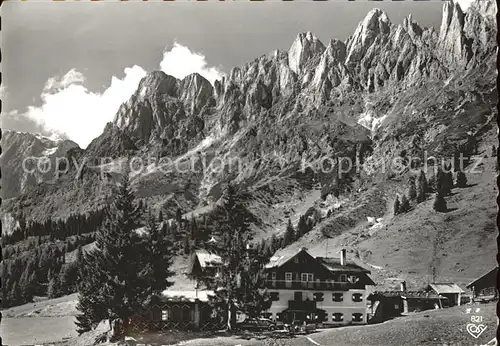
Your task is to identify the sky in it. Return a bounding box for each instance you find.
[1,0,472,148]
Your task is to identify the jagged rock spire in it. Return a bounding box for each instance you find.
[288,32,326,75]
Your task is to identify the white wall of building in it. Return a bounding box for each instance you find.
[266,288,368,325]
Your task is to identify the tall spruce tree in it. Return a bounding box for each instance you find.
[436,168,446,196]
[400,195,410,213]
[444,170,454,195]
[433,194,447,212]
[297,215,309,238]
[284,219,295,246]
[202,184,269,330]
[417,170,428,203]
[393,196,401,215]
[408,177,417,201]
[47,275,62,299]
[75,171,173,338]
[456,170,467,188]
[141,211,175,305]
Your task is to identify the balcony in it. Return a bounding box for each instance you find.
[265,279,358,291]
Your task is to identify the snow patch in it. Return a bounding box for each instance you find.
[357,110,388,132]
[42,147,58,156]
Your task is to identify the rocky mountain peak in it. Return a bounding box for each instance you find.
[288,31,326,75]
[136,70,178,100]
[178,73,214,114]
[345,8,392,66]
[325,39,347,62]
[438,0,496,69]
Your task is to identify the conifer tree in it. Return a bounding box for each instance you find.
[297,215,309,238]
[456,170,467,188]
[444,170,454,195]
[433,194,447,212]
[48,275,62,298]
[417,170,428,202]
[201,184,269,330]
[393,196,401,215]
[141,211,175,304]
[183,232,191,255]
[408,177,417,201]
[284,219,295,246]
[436,168,446,196]
[75,171,173,338]
[400,195,410,213]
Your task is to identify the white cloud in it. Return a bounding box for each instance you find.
[16,42,225,149]
[160,43,224,85]
[44,68,86,92]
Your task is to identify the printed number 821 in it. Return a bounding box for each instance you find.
[471,315,483,323]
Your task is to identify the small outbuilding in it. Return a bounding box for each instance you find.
[187,249,223,279]
[368,289,447,323]
[466,267,498,303]
[426,283,465,307]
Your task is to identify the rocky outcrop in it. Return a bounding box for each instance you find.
[438,2,470,68]
[438,0,497,69]
[345,8,392,68]
[109,71,214,155]
[0,130,79,198]
[288,32,326,75]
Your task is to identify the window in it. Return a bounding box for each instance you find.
[313,292,324,302]
[161,310,169,321]
[352,313,363,322]
[339,274,347,282]
[352,293,363,302]
[271,272,277,280]
[301,273,314,282]
[285,272,293,281]
[332,313,344,322]
[294,257,299,263]
[332,293,343,302]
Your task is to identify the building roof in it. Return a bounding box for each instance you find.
[194,249,223,269]
[264,247,371,275]
[428,283,465,294]
[160,289,213,303]
[316,257,371,274]
[466,267,498,289]
[368,291,447,300]
[264,247,309,269]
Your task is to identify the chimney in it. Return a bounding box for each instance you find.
[339,248,347,266]
[400,281,407,292]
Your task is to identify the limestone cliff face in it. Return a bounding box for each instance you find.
[102,0,495,150]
